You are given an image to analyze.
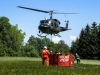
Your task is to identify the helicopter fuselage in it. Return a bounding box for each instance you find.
[38,19,64,34]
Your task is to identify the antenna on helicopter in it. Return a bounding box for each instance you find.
[44,16,47,20]
[44,16,47,23]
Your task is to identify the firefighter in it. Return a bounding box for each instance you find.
[41,46,50,66]
[75,53,80,64]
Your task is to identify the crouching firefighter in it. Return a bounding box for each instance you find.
[41,46,50,66]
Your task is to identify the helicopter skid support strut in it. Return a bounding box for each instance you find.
[54,34,61,37]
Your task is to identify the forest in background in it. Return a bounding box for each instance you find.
[70,22,100,60]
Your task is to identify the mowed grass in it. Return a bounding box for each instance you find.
[0,57,100,75]
[0,57,42,61]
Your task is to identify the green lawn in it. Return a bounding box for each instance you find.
[0,57,100,75]
[0,57,42,61]
[75,59,100,65]
[0,57,100,65]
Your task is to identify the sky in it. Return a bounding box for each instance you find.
[1,0,100,47]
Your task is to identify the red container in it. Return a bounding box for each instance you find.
[49,54,58,66]
[49,54,73,67]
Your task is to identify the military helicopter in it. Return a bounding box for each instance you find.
[17,6,78,37]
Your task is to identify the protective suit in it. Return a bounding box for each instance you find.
[41,46,50,66]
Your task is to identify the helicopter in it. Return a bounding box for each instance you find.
[17,6,78,37]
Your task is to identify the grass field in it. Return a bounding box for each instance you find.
[0,57,100,75]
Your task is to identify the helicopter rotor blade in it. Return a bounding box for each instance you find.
[54,12,79,14]
[17,6,78,15]
[17,6,49,13]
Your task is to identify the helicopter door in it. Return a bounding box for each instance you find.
[52,21,57,29]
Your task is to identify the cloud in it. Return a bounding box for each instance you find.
[70,35,77,41]
[52,36,61,43]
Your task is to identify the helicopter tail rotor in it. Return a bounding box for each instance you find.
[65,20,71,30]
[66,20,69,29]
[64,15,69,29]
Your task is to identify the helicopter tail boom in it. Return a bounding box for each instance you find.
[60,20,71,32]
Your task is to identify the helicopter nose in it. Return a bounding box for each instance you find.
[39,24,50,29]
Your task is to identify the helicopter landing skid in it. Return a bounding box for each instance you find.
[37,33,61,37]
[54,34,61,37]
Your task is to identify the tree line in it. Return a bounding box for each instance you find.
[0,16,100,59]
[24,35,70,57]
[0,16,25,56]
[70,22,100,60]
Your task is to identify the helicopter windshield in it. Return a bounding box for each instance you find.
[40,20,49,24]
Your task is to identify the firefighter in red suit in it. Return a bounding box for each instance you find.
[41,46,50,66]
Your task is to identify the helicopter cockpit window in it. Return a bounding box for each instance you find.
[40,20,49,24]
[56,22,59,27]
[48,20,51,24]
